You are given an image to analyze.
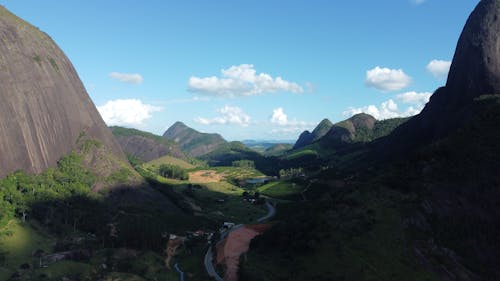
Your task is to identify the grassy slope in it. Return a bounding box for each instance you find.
[110,126,178,148]
[0,220,54,280]
[241,186,438,281]
[257,179,307,200]
[146,155,196,170]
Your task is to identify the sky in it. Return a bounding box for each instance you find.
[2,0,479,141]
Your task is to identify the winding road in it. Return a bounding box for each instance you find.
[204,200,276,281]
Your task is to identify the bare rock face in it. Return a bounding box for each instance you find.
[0,7,126,178]
[383,0,500,150]
[445,0,500,104]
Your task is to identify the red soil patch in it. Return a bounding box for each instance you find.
[216,224,271,281]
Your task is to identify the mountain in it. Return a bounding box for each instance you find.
[293,118,333,149]
[245,2,500,280]
[263,143,293,156]
[0,6,126,178]
[322,113,409,145]
[163,121,226,157]
[380,0,500,155]
[242,140,294,155]
[111,126,186,162]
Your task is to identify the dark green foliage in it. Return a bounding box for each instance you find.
[232,160,255,168]
[110,126,177,148]
[49,57,58,71]
[158,164,188,180]
[0,153,96,232]
[32,54,41,66]
[201,141,280,175]
[126,153,143,167]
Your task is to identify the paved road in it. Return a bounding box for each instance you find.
[257,201,276,222]
[174,263,185,281]
[204,201,276,280]
[204,246,223,281]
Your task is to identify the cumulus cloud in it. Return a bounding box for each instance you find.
[343,99,421,120]
[396,91,432,105]
[109,72,144,84]
[194,105,250,126]
[426,60,451,79]
[270,107,288,125]
[97,99,161,126]
[365,66,412,91]
[269,107,315,136]
[188,64,303,97]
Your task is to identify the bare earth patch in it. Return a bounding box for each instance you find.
[188,170,223,183]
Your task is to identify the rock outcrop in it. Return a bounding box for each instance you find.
[0,6,126,178]
[382,0,500,152]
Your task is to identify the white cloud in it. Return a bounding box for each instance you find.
[188,64,304,97]
[269,107,315,135]
[270,107,288,125]
[365,66,412,91]
[194,105,250,126]
[109,72,144,84]
[396,91,432,105]
[97,99,161,126]
[426,60,451,79]
[343,99,421,120]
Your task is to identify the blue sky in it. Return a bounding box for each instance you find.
[2,0,479,141]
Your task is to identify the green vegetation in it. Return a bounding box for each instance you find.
[242,186,438,281]
[285,149,318,161]
[32,54,41,66]
[207,166,264,184]
[158,164,188,180]
[111,126,175,147]
[146,155,195,170]
[163,121,226,157]
[0,220,54,280]
[257,179,306,200]
[48,57,58,71]
[232,160,255,168]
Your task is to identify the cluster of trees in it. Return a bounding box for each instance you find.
[0,153,99,233]
[232,160,255,169]
[279,167,304,179]
[158,164,188,180]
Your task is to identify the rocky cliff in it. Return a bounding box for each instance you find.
[384,0,500,151]
[0,6,126,178]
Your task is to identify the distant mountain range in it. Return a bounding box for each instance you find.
[293,114,409,150]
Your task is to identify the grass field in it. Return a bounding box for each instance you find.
[284,149,318,160]
[146,155,196,170]
[0,219,54,280]
[257,179,307,200]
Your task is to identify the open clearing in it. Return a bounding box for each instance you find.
[189,170,223,183]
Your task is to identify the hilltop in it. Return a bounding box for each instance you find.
[163,121,227,157]
[293,118,333,149]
